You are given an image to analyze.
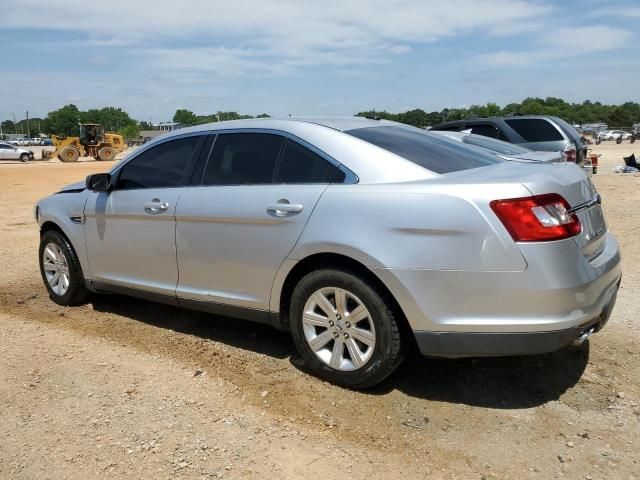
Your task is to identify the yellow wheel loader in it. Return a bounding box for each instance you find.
[45,124,125,162]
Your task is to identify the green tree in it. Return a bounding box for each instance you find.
[47,104,81,136]
[1,120,15,134]
[256,113,271,118]
[173,109,198,125]
[119,123,140,139]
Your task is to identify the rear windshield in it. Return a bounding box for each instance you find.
[504,118,564,142]
[345,125,504,174]
[461,134,532,155]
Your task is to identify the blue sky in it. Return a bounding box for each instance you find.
[0,0,638,123]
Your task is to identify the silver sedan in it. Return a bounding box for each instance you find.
[35,117,621,388]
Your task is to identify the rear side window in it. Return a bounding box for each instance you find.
[117,136,200,189]
[505,119,564,142]
[432,124,463,132]
[468,124,501,139]
[275,140,345,183]
[202,133,283,185]
[346,125,503,174]
[462,134,531,155]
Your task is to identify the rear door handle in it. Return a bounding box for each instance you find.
[267,200,304,216]
[144,198,169,214]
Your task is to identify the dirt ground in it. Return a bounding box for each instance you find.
[1,144,639,480]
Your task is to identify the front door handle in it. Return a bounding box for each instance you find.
[267,199,304,217]
[144,198,169,214]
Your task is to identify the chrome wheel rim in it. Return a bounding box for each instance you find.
[42,243,70,296]
[302,287,376,371]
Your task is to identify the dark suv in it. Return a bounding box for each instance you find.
[430,116,588,166]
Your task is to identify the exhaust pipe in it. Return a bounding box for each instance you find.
[573,327,595,347]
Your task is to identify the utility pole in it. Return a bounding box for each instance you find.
[25,111,30,139]
[38,120,41,134]
[12,112,17,133]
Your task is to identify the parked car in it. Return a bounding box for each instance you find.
[41,138,53,146]
[430,115,588,165]
[0,141,34,162]
[429,130,567,163]
[35,117,621,388]
[600,130,631,141]
[16,138,29,146]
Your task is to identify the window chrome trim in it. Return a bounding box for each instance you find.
[198,128,358,185]
[109,131,211,177]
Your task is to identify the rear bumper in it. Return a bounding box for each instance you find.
[414,276,619,357]
[374,232,622,357]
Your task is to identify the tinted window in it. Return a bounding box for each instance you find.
[202,133,283,185]
[468,124,500,138]
[275,140,345,183]
[505,119,564,142]
[462,134,532,155]
[432,124,463,132]
[346,126,503,174]
[117,136,200,189]
[0,144,10,149]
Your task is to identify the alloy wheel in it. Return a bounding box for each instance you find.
[42,243,70,296]
[302,287,376,371]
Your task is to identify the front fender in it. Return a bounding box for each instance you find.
[37,193,91,283]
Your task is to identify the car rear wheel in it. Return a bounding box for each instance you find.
[39,230,88,306]
[289,269,404,389]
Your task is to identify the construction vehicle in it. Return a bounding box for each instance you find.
[45,124,125,162]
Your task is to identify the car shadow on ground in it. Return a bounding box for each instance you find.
[91,295,292,360]
[370,345,589,408]
[91,295,589,409]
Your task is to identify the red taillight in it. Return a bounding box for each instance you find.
[564,143,577,163]
[490,194,582,242]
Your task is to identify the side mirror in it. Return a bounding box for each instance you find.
[86,173,112,192]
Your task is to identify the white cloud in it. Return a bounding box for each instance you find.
[476,25,633,66]
[1,0,551,74]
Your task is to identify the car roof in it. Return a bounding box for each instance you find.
[169,116,401,136]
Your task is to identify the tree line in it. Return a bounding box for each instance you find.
[172,109,270,126]
[3,97,640,140]
[357,97,640,129]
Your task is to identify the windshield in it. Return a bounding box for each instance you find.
[346,125,504,174]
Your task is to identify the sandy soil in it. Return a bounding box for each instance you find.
[1,146,639,480]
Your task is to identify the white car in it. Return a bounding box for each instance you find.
[601,130,631,141]
[0,141,33,162]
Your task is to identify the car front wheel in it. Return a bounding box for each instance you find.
[39,230,88,306]
[289,269,404,389]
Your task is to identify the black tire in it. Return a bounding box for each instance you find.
[58,146,80,163]
[20,153,29,162]
[39,230,89,306]
[97,147,116,161]
[289,269,404,389]
[593,167,597,175]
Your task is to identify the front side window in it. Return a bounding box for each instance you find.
[116,136,201,189]
[505,119,564,142]
[346,125,503,174]
[202,133,283,185]
[275,140,345,183]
